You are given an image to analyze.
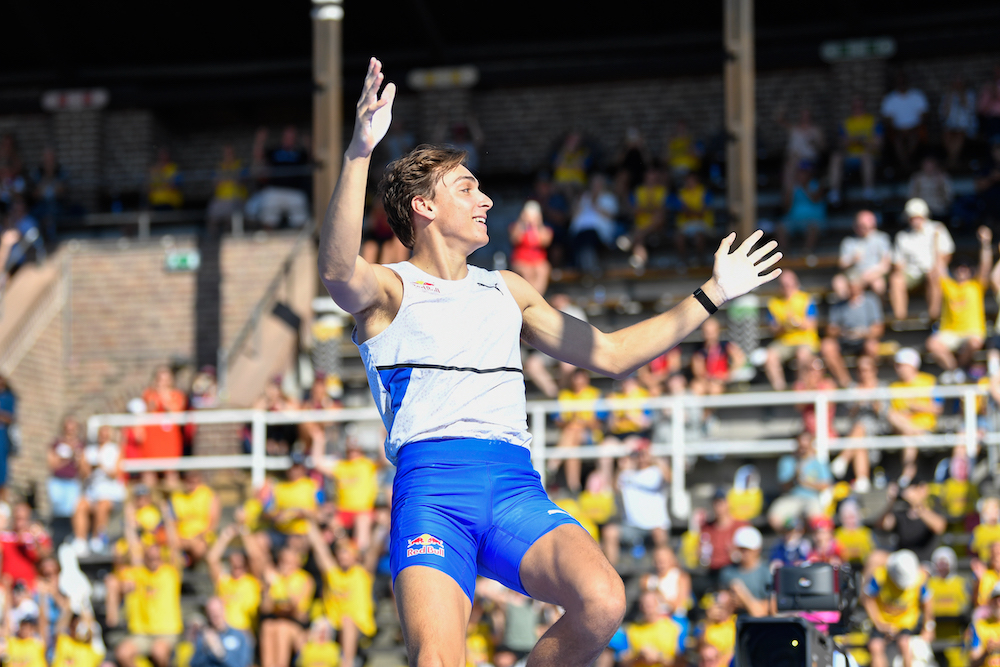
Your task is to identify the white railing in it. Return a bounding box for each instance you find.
[88,383,995,518]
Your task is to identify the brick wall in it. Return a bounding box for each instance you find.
[1,232,314,506]
[7,295,65,508]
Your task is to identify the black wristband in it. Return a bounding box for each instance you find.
[693,288,718,315]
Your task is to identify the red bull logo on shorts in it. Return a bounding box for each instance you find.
[406,533,445,557]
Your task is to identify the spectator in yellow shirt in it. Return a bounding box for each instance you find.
[52,610,104,667]
[207,524,262,633]
[764,270,819,391]
[263,453,321,550]
[835,499,877,565]
[927,546,970,656]
[170,470,220,565]
[926,226,992,383]
[312,436,379,554]
[148,147,183,211]
[4,616,46,667]
[862,549,935,667]
[694,591,737,666]
[115,495,185,667]
[887,347,942,485]
[974,542,1000,609]
[259,544,315,667]
[307,522,376,667]
[552,368,604,493]
[296,619,341,667]
[623,591,684,666]
[972,498,1000,564]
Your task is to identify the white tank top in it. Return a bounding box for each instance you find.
[354,261,531,464]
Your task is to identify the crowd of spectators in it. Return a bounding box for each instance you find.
[4,62,1000,667]
[488,65,1000,287]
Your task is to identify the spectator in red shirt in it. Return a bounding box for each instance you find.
[0,503,52,590]
[141,366,187,489]
[701,491,749,582]
[807,516,843,566]
[691,318,745,398]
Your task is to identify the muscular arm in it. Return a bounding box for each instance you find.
[317,58,400,319]
[507,232,781,378]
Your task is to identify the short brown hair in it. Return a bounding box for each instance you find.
[377,144,468,249]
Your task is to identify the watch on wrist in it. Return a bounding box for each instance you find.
[693,288,718,315]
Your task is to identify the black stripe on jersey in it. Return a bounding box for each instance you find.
[375,363,523,375]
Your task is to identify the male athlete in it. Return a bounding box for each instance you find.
[319,58,782,667]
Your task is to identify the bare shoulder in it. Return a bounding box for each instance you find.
[499,269,544,312]
[352,263,405,343]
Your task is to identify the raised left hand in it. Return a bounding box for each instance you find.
[709,230,782,303]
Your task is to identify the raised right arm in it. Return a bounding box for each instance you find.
[318,57,399,316]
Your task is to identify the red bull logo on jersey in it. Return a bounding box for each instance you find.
[412,280,440,293]
[406,533,445,557]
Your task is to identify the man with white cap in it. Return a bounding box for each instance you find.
[927,546,970,663]
[889,197,954,321]
[887,347,941,486]
[969,581,1000,667]
[861,548,934,667]
[719,526,773,617]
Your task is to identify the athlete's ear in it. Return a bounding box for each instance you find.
[412,195,435,221]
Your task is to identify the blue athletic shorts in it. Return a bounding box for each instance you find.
[389,438,583,602]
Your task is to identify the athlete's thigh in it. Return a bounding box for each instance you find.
[519,523,624,609]
[395,565,471,667]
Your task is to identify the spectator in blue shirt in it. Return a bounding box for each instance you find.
[191,597,253,667]
[767,431,833,532]
[0,374,14,503]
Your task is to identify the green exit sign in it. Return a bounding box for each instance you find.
[820,37,896,63]
[164,249,201,272]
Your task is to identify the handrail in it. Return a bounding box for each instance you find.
[88,383,994,511]
[216,221,316,399]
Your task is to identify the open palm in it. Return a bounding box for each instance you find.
[348,57,397,159]
[712,230,782,301]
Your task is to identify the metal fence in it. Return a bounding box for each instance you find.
[88,383,996,518]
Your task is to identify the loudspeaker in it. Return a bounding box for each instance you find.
[736,616,834,667]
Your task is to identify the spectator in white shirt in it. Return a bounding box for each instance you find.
[570,173,619,275]
[881,74,929,173]
[889,198,955,321]
[837,210,893,298]
[616,440,670,552]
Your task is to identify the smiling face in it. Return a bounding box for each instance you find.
[414,164,493,252]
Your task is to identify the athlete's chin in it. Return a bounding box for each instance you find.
[471,231,489,252]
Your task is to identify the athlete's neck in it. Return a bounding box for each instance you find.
[407,242,472,281]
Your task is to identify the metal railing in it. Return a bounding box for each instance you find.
[87,383,996,517]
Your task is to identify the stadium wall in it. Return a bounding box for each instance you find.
[2,232,316,510]
[1,52,998,206]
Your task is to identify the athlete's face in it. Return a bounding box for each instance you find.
[424,165,493,251]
